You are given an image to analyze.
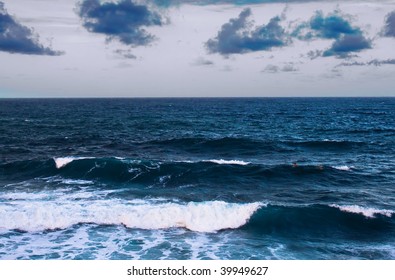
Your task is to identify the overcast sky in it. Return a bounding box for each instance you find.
[1,0,395,97]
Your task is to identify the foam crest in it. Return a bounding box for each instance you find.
[0,200,262,233]
[53,157,93,169]
[332,165,353,171]
[330,204,394,218]
[204,159,250,166]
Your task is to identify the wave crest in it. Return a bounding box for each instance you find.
[0,200,262,233]
[330,204,394,218]
[203,159,250,165]
[53,157,93,169]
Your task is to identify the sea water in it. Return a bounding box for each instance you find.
[0,98,394,259]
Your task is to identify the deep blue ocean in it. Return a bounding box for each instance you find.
[0,98,394,260]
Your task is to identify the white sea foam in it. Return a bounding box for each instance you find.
[330,204,394,218]
[0,192,50,201]
[204,159,250,166]
[0,199,263,232]
[53,157,94,169]
[45,177,93,185]
[0,187,123,202]
[332,165,353,171]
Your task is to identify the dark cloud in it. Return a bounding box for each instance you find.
[323,34,371,57]
[383,11,395,37]
[293,11,370,57]
[0,2,61,55]
[206,8,288,55]
[77,0,163,46]
[293,11,360,40]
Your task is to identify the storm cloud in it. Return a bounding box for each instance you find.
[77,0,164,46]
[0,2,61,55]
[206,8,288,55]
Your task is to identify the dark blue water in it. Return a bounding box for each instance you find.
[1,98,394,259]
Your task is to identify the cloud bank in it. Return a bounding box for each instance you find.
[77,0,164,46]
[0,2,61,55]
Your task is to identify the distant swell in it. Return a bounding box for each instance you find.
[0,200,262,233]
[145,137,365,153]
[146,137,288,155]
[0,157,366,185]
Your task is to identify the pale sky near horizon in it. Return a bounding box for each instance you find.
[1,0,395,97]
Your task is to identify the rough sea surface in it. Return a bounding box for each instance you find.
[0,98,394,259]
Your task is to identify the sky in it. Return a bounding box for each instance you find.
[1,0,395,97]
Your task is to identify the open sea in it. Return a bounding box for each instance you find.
[0,98,394,260]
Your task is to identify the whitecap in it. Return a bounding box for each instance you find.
[332,165,353,171]
[53,157,93,169]
[330,204,394,218]
[203,159,250,166]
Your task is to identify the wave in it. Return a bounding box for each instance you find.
[146,137,289,154]
[144,137,368,154]
[53,157,250,168]
[332,165,353,171]
[0,200,262,233]
[49,178,94,185]
[244,204,394,237]
[53,157,94,169]
[0,156,372,186]
[50,158,353,185]
[1,184,393,235]
[283,139,365,150]
[330,204,394,218]
[202,159,250,165]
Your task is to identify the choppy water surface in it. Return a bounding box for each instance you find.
[1,98,394,259]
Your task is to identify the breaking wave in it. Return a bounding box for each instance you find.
[0,199,262,233]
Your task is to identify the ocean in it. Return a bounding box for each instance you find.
[0,98,394,260]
